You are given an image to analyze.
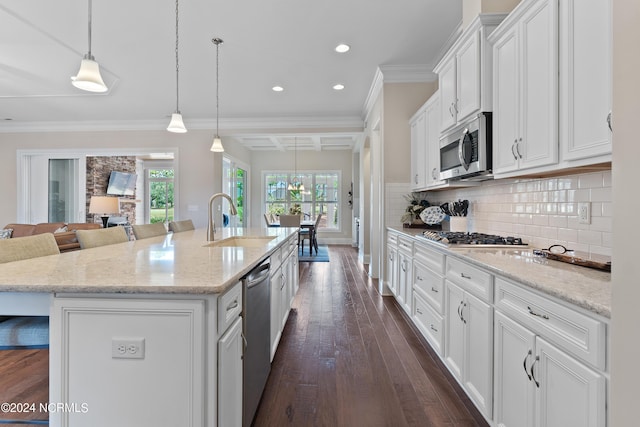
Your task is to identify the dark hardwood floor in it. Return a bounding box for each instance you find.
[254,245,488,427]
[0,349,49,425]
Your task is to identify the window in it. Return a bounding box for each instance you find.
[264,171,340,231]
[148,169,174,224]
[223,156,249,227]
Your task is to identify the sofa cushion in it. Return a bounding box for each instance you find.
[33,222,65,235]
[4,223,36,238]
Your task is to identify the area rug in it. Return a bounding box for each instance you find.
[298,245,329,262]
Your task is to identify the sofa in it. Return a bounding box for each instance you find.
[2,222,102,252]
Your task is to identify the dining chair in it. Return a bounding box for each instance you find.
[0,232,60,263]
[132,222,168,240]
[263,214,272,227]
[279,214,301,246]
[76,226,129,249]
[168,219,195,233]
[0,234,59,362]
[300,214,322,255]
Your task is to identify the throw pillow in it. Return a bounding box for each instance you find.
[54,226,68,233]
[0,229,13,239]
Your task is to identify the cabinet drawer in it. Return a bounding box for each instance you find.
[413,292,444,355]
[413,262,444,314]
[446,257,493,303]
[495,277,606,370]
[218,281,243,335]
[387,231,399,247]
[397,236,413,254]
[415,241,445,274]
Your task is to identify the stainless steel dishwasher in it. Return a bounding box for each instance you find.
[242,259,271,427]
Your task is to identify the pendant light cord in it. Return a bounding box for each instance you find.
[86,0,93,59]
[213,38,223,138]
[174,0,180,113]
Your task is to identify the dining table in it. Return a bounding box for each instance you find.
[268,219,318,255]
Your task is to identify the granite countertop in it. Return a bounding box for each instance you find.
[388,226,612,319]
[0,227,297,295]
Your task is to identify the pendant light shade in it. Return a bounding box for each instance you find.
[72,0,107,93]
[167,113,187,133]
[167,0,187,133]
[210,137,224,152]
[210,38,225,152]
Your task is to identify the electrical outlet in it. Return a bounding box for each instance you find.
[578,202,591,224]
[112,338,145,359]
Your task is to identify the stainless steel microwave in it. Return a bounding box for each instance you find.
[439,112,492,181]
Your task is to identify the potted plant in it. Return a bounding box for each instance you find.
[400,192,430,225]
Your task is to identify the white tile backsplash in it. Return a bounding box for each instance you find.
[423,170,612,256]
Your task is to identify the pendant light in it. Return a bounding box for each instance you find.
[210,38,225,152]
[71,0,108,93]
[288,137,305,191]
[167,0,187,133]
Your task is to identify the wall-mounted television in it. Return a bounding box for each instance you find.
[106,171,137,196]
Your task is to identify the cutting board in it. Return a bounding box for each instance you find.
[533,249,611,272]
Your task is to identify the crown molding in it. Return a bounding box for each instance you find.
[0,115,364,134]
[377,64,437,83]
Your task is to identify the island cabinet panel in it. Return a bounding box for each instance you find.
[218,317,243,427]
[50,297,206,427]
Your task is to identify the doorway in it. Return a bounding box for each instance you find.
[223,156,249,228]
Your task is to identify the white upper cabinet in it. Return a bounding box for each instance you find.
[559,0,612,162]
[490,0,559,176]
[434,14,506,134]
[409,91,443,191]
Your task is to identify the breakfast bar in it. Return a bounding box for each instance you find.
[0,227,299,427]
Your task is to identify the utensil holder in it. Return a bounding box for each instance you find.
[449,216,468,233]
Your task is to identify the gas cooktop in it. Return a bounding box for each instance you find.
[421,231,527,248]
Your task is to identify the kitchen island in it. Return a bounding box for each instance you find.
[0,227,299,427]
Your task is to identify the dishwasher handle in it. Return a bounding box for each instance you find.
[245,262,271,288]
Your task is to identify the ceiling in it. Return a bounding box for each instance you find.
[0,0,462,150]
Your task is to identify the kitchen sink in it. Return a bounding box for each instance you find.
[204,236,276,248]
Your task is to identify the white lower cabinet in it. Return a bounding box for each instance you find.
[494,311,606,427]
[412,291,444,355]
[397,248,412,314]
[444,281,493,420]
[218,316,243,427]
[270,237,300,361]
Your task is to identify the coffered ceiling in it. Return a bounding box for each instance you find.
[0,0,462,150]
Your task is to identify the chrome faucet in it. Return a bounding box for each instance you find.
[207,192,238,241]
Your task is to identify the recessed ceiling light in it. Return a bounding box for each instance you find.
[335,44,350,53]
[333,84,345,91]
[272,86,284,92]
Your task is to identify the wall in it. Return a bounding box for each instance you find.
[0,130,226,229]
[86,156,137,224]
[462,0,521,29]
[248,149,353,243]
[425,171,612,256]
[611,1,640,425]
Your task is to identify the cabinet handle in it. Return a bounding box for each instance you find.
[453,99,459,114]
[516,138,523,159]
[416,307,423,315]
[607,111,612,131]
[430,324,438,332]
[241,332,248,352]
[457,301,465,322]
[449,103,454,117]
[460,272,471,279]
[431,286,439,293]
[415,173,419,184]
[416,276,423,281]
[511,140,518,160]
[389,253,394,261]
[462,302,467,323]
[530,355,540,388]
[226,299,239,311]
[523,349,532,380]
[527,306,550,320]
[432,167,438,180]
[401,261,407,272]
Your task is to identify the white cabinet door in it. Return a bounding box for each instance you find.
[218,317,243,427]
[493,28,520,174]
[426,93,444,187]
[386,246,398,296]
[270,267,282,360]
[280,255,290,330]
[536,337,606,427]
[410,111,427,190]
[397,250,412,314]
[463,291,493,418]
[492,0,558,176]
[519,0,558,170]
[445,281,465,382]
[456,31,481,123]
[439,57,457,132]
[494,311,536,427]
[560,0,612,161]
